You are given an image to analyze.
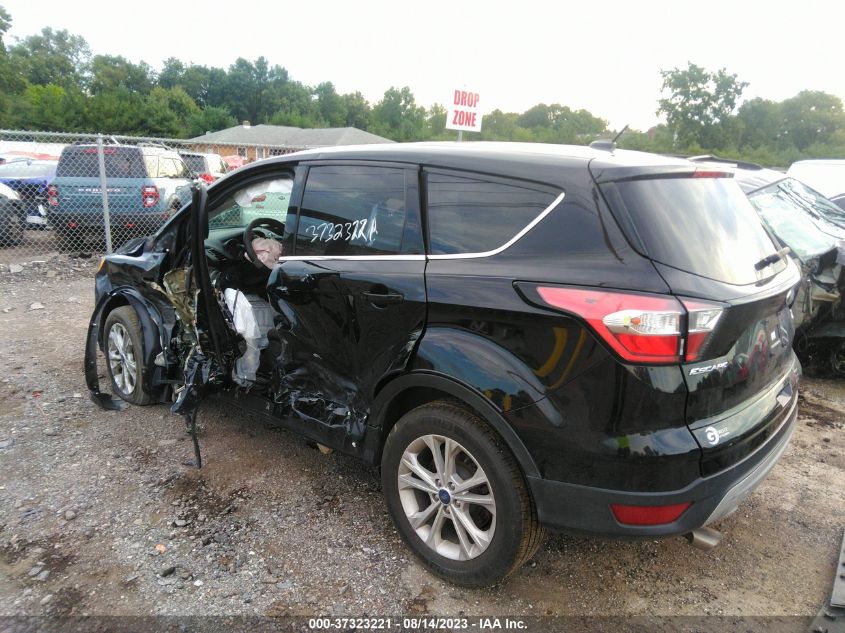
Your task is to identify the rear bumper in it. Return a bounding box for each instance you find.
[527,386,797,537]
[48,210,168,232]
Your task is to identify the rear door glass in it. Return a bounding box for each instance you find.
[601,176,781,285]
[56,147,147,178]
[425,172,557,255]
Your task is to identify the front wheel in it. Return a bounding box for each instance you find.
[381,402,545,587]
[103,306,153,405]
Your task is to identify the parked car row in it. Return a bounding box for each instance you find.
[0,143,231,250]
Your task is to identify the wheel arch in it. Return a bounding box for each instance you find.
[366,372,541,480]
[97,288,172,396]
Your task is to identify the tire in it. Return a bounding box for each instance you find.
[103,306,153,405]
[381,401,545,587]
[0,206,24,248]
[55,228,75,252]
[830,340,845,377]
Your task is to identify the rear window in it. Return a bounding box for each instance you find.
[56,147,147,179]
[601,176,781,285]
[182,155,206,174]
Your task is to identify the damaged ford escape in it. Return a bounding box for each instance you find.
[85,142,802,586]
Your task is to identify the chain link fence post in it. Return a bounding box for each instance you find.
[96,133,114,254]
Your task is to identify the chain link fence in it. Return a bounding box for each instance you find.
[0,129,300,263]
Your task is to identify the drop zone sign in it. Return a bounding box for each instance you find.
[446,89,482,133]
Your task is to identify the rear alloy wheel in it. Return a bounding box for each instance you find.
[398,434,496,561]
[104,306,153,405]
[382,402,545,587]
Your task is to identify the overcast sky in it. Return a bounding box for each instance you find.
[3,0,843,131]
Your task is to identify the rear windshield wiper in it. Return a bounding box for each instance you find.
[754,246,791,270]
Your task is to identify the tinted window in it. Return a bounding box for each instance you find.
[601,177,781,285]
[182,155,206,174]
[56,147,147,178]
[295,166,408,256]
[425,172,556,255]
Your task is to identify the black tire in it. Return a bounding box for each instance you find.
[830,340,845,377]
[103,306,153,405]
[55,228,75,252]
[381,401,545,587]
[0,205,24,248]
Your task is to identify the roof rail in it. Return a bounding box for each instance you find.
[688,154,764,171]
[70,138,123,146]
[137,141,175,151]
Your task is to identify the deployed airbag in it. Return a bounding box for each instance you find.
[223,289,276,384]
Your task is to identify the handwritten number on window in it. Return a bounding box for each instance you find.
[305,218,378,245]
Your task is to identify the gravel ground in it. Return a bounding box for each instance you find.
[0,255,843,621]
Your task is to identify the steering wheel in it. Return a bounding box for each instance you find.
[243,217,286,269]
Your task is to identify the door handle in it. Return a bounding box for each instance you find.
[362,291,404,305]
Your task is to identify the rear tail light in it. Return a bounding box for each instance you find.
[684,300,724,361]
[142,185,159,208]
[610,502,691,526]
[67,221,78,229]
[535,287,724,364]
[47,184,59,207]
[692,168,732,178]
[199,172,214,184]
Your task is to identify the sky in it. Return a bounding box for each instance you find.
[3,0,844,131]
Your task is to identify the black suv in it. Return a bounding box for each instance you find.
[86,142,801,586]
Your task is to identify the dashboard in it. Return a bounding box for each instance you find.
[205,226,247,267]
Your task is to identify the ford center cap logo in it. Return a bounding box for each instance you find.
[437,489,451,505]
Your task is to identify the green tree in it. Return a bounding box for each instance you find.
[315,81,347,127]
[0,5,19,124]
[343,91,371,129]
[187,105,237,137]
[736,98,782,149]
[141,86,199,136]
[371,86,428,141]
[8,27,90,90]
[12,83,85,130]
[158,57,185,90]
[0,5,10,53]
[657,62,747,149]
[84,87,146,134]
[780,90,845,151]
[89,55,153,95]
[269,80,321,128]
[427,103,448,138]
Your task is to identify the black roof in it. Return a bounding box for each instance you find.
[259,142,698,189]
